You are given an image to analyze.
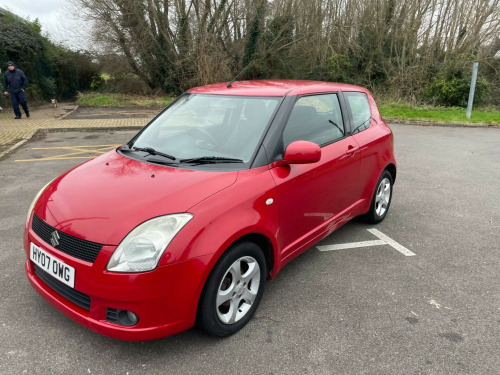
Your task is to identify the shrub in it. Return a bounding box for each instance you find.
[37,76,57,99]
[25,84,44,102]
[0,10,100,101]
[327,54,355,83]
[424,75,488,107]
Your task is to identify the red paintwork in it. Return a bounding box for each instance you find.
[188,79,369,98]
[270,136,363,264]
[33,151,237,245]
[282,140,321,165]
[24,80,396,340]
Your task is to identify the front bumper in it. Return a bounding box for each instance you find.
[24,233,212,341]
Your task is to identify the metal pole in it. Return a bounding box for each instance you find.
[466,62,479,119]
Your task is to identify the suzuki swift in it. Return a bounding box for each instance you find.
[24,80,396,340]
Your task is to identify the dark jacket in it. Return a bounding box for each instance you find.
[3,68,28,94]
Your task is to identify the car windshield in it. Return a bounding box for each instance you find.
[130,94,280,163]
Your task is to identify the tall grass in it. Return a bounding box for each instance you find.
[77,93,174,108]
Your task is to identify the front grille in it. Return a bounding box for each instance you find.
[34,265,91,310]
[32,214,103,263]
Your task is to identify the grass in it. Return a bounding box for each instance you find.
[379,102,500,125]
[77,93,174,108]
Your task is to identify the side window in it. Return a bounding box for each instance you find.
[283,93,345,148]
[345,92,371,134]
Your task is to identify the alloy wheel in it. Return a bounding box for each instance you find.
[375,177,391,217]
[216,256,261,324]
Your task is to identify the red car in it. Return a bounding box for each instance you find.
[24,80,396,340]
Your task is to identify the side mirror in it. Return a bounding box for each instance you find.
[273,141,321,167]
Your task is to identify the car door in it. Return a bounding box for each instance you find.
[269,93,362,262]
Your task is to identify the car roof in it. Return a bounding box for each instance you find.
[187,80,368,97]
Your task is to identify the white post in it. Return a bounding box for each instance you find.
[466,62,479,119]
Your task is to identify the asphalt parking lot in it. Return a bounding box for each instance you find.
[0,124,498,375]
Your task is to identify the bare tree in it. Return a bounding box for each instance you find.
[71,0,500,102]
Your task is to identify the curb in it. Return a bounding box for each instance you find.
[59,105,79,120]
[385,118,500,128]
[0,129,38,161]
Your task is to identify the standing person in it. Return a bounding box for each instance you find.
[3,61,30,119]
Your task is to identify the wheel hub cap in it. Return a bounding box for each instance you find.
[216,256,261,324]
[375,177,391,217]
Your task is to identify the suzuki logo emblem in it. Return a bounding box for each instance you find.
[50,231,60,247]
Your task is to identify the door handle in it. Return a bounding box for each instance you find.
[345,145,359,156]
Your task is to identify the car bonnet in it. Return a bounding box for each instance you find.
[32,150,238,245]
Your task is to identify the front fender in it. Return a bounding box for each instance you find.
[157,165,280,310]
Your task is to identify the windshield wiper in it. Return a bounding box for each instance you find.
[351,117,371,134]
[180,156,244,164]
[132,147,177,161]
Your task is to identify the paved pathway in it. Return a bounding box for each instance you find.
[0,103,151,158]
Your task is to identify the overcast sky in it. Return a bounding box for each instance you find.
[0,0,92,50]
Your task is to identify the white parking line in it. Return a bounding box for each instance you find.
[317,229,416,256]
[317,240,385,251]
[367,229,416,256]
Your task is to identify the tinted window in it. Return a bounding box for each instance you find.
[283,93,345,148]
[345,92,371,134]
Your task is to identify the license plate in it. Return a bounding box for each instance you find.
[30,243,75,288]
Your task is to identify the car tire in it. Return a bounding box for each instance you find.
[197,241,266,337]
[365,170,394,224]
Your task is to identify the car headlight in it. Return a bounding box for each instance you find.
[107,214,193,273]
[26,178,56,225]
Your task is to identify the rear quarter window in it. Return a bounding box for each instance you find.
[345,92,371,134]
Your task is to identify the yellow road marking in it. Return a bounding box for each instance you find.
[15,144,121,162]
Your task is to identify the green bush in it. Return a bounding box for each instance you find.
[0,11,100,101]
[0,16,44,71]
[25,83,44,102]
[0,92,8,108]
[327,54,355,83]
[37,76,57,99]
[424,74,488,107]
[90,75,104,91]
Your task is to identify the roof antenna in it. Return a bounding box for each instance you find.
[227,59,257,88]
